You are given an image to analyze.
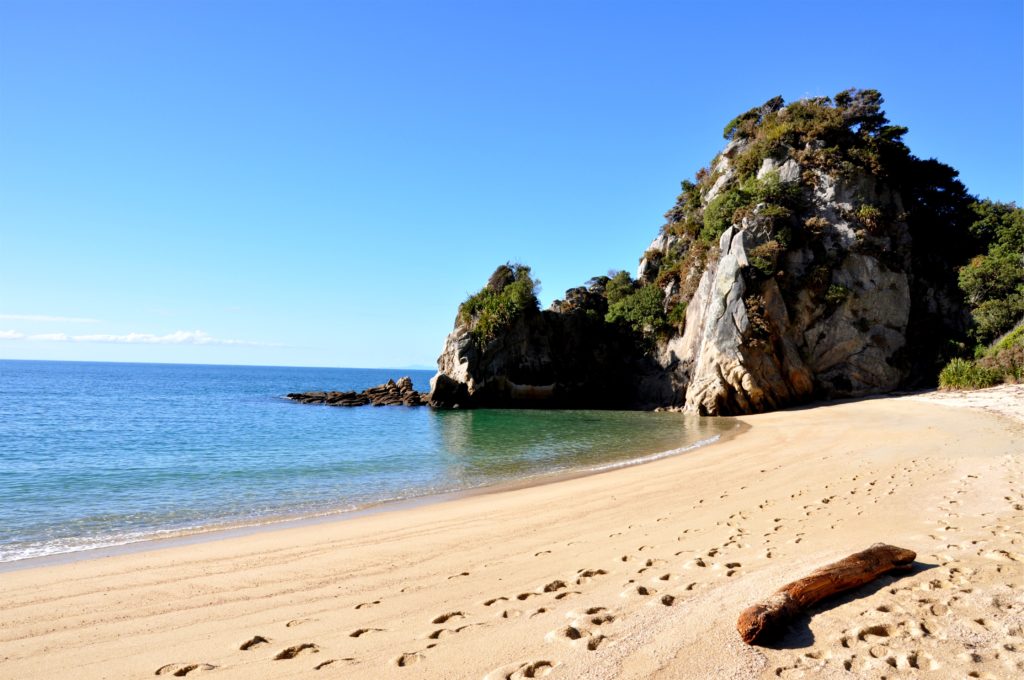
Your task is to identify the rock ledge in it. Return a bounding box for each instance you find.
[287,377,428,407]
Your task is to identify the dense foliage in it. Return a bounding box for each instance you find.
[459,263,539,342]
[606,282,667,334]
[938,201,1024,389]
[958,201,1024,345]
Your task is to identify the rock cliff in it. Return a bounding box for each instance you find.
[430,90,979,414]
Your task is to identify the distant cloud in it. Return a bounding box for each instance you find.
[0,314,99,323]
[0,329,278,347]
[71,330,273,346]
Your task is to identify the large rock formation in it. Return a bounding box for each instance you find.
[429,265,670,409]
[430,90,978,414]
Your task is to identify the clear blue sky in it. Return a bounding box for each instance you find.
[1,0,1021,368]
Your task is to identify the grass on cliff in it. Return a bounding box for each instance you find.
[458,263,539,342]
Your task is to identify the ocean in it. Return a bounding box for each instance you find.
[0,360,731,564]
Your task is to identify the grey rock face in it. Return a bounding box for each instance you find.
[659,160,929,414]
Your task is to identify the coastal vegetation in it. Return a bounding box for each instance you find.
[458,263,539,342]
[939,200,1024,389]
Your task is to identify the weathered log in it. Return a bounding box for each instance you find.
[737,543,916,645]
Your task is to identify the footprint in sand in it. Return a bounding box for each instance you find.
[431,611,466,624]
[395,651,426,667]
[575,568,607,585]
[313,658,355,670]
[275,643,319,660]
[239,635,270,650]
[485,660,556,679]
[551,606,618,651]
[429,623,478,639]
[349,627,385,638]
[155,663,216,677]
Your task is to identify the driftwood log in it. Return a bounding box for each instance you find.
[737,543,916,645]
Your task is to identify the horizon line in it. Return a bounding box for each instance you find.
[0,357,438,372]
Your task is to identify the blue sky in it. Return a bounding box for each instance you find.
[1,0,1021,368]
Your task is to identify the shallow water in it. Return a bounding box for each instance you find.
[0,360,730,562]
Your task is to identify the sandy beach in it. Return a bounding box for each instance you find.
[1,387,1022,679]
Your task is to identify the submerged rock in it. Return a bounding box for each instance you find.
[287,377,428,407]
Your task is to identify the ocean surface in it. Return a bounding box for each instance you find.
[0,360,731,564]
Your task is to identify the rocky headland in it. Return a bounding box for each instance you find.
[429,89,1012,415]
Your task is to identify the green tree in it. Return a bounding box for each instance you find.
[958,201,1024,344]
[606,284,666,333]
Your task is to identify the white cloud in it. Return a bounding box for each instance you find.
[72,330,271,346]
[0,329,277,347]
[0,314,99,323]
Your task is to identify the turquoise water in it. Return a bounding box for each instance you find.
[0,360,730,563]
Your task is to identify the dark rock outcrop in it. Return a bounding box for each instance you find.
[429,301,671,409]
[288,377,428,407]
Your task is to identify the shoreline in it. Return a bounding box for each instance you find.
[2,388,1021,679]
[0,419,745,574]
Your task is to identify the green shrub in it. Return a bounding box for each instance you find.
[938,358,1002,390]
[991,323,1024,354]
[667,301,688,329]
[459,263,539,342]
[604,270,635,305]
[606,284,667,334]
[825,283,850,306]
[979,345,1024,383]
[748,239,783,276]
[970,293,1024,345]
[746,170,802,206]
[856,204,883,232]
[701,187,749,243]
